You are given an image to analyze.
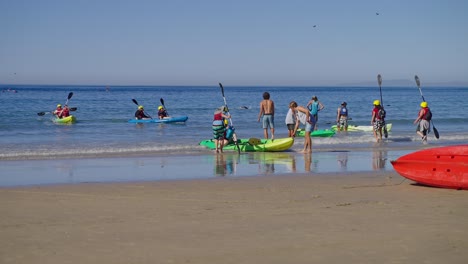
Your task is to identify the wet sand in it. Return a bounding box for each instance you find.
[1,171,467,264]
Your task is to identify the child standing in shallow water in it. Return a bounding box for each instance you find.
[285,102,297,137]
[257,92,275,140]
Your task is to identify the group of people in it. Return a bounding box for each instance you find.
[53,104,70,119]
[134,105,169,120]
[208,91,434,153]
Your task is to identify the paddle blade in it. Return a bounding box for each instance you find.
[433,126,440,139]
[383,127,388,138]
[132,99,139,105]
[219,83,225,97]
[160,98,165,106]
[37,112,46,116]
[68,92,73,100]
[415,75,420,88]
[70,107,77,111]
[377,74,382,86]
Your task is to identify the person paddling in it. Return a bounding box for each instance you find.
[53,104,63,118]
[158,106,169,119]
[135,105,150,120]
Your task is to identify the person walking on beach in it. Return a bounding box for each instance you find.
[212,106,231,153]
[413,101,432,143]
[371,100,386,142]
[285,101,297,137]
[290,101,314,153]
[257,92,275,139]
[336,102,349,131]
[306,95,324,130]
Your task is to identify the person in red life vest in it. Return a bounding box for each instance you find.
[414,101,432,143]
[212,106,231,153]
[371,100,385,142]
[135,105,150,120]
[61,105,70,118]
[157,106,168,119]
[53,104,63,118]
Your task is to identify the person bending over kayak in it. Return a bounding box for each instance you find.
[158,106,169,119]
[135,105,150,119]
[290,101,314,153]
[212,106,231,153]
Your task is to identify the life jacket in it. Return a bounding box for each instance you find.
[422,108,432,121]
[61,107,70,117]
[212,112,224,126]
[309,101,319,115]
[339,107,348,116]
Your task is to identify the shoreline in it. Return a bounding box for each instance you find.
[1,172,467,263]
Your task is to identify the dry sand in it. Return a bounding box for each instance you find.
[1,172,467,264]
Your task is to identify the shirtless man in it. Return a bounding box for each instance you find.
[257,92,275,140]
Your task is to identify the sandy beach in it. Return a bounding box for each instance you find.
[1,171,467,264]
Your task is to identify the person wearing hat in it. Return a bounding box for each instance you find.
[306,95,325,130]
[212,106,231,153]
[371,100,385,142]
[157,105,168,119]
[134,105,150,120]
[336,102,349,131]
[53,104,63,118]
[414,101,432,143]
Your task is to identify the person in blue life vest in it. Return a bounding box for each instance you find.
[371,100,385,142]
[157,106,168,119]
[135,105,150,120]
[212,106,231,153]
[306,95,324,130]
[414,101,432,143]
[336,102,349,131]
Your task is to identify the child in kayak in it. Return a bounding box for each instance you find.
[135,105,150,119]
[158,106,169,119]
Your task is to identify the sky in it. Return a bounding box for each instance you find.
[1,0,467,86]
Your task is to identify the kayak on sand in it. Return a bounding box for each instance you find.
[296,129,335,137]
[199,137,294,152]
[53,115,76,124]
[391,145,468,190]
[331,123,392,132]
[128,116,188,123]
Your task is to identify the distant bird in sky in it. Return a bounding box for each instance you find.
[313,25,317,28]
[376,12,380,15]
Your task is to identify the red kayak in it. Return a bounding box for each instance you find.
[391,145,468,190]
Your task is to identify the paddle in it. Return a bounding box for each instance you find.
[37,107,77,116]
[160,98,170,116]
[131,99,153,119]
[37,92,74,116]
[415,75,439,139]
[377,74,388,138]
[219,83,240,154]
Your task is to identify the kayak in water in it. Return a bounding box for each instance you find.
[128,116,188,123]
[331,123,392,132]
[296,129,335,137]
[53,115,76,124]
[199,137,294,152]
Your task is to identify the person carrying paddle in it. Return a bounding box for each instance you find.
[371,100,385,142]
[53,104,64,118]
[212,106,231,153]
[257,92,275,140]
[336,102,349,131]
[157,106,168,119]
[135,105,150,120]
[306,95,324,130]
[414,101,432,143]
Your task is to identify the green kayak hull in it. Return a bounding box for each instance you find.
[199,137,294,152]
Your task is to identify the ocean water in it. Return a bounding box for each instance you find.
[0,85,467,160]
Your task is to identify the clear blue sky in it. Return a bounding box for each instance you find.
[1,0,467,86]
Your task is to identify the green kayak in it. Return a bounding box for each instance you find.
[295,129,335,137]
[199,137,294,152]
